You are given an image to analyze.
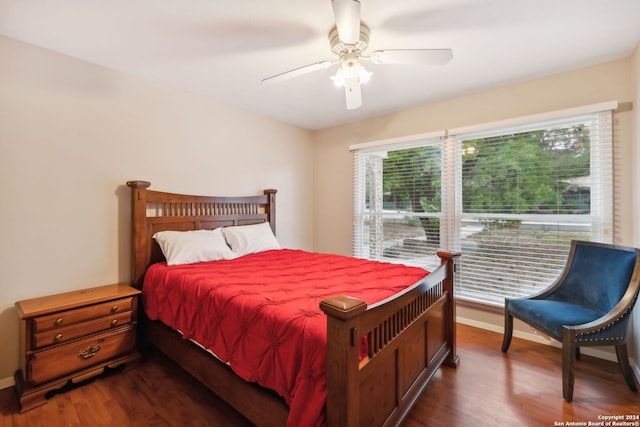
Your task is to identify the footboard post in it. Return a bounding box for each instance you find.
[437,250,461,367]
[320,295,367,427]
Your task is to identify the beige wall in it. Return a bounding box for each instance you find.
[313,57,638,364]
[0,36,314,385]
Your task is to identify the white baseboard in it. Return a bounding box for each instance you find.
[0,375,15,390]
[456,316,640,379]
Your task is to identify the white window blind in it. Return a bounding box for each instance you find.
[352,105,614,306]
[353,133,452,271]
[452,111,613,304]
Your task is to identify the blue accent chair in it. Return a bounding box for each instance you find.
[501,240,640,402]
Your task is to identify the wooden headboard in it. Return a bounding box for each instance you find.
[127,180,277,289]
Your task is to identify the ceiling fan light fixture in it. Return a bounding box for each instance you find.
[358,65,372,84]
[330,71,345,87]
[331,59,371,87]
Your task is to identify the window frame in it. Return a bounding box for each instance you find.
[351,102,616,305]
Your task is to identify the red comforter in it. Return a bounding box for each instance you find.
[142,249,429,427]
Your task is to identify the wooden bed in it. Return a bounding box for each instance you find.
[127,180,460,427]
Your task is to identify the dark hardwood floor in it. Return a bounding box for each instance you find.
[1,324,638,427]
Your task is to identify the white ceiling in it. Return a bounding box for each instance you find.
[2,0,640,130]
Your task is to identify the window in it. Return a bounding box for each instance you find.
[352,104,614,305]
[353,132,452,272]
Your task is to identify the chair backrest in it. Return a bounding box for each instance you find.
[549,241,639,315]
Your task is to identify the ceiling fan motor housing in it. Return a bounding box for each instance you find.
[329,23,370,56]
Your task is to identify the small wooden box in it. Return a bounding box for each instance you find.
[14,283,141,412]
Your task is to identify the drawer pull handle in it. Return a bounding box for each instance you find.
[55,318,63,325]
[55,333,63,341]
[78,345,101,360]
[111,319,118,326]
[111,305,119,312]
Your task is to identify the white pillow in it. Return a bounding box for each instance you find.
[222,222,281,257]
[152,228,237,266]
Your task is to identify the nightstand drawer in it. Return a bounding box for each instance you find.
[33,298,134,333]
[28,327,136,385]
[33,311,133,348]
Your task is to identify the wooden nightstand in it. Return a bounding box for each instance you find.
[14,283,141,412]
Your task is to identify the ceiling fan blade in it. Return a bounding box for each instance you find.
[344,79,362,110]
[261,60,337,85]
[331,0,361,45]
[370,49,453,65]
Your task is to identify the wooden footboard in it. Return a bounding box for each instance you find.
[320,251,459,427]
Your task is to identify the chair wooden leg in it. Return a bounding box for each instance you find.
[615,343,639,392]
[575,346,581,360]
[562,333,575,402]
[501,310,513,352]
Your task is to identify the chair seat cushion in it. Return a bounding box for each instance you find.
[507,299,601,340]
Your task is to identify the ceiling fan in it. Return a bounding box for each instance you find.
[261,0,453,110]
